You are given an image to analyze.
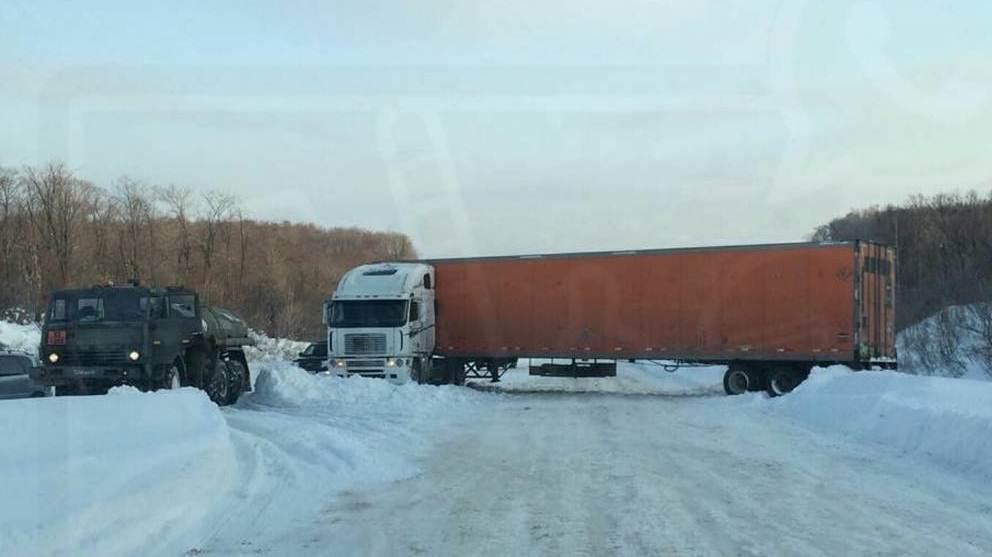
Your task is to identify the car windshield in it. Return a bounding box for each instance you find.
[48,291,147,322]
[329,300,408,328]
[303,343,327,357]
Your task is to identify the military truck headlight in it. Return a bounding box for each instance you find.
[333,359,346,367]
[386,358,398,367]
[128,350,141,361]
[48,353,59,364]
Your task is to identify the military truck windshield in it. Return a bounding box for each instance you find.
[48,291,149,322]
[329,300,408,328]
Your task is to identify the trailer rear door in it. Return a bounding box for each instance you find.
[856,242,897,363]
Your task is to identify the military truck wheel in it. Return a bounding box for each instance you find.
[205,360,230,405]
[159,359,183,390]
[225,359,247,405]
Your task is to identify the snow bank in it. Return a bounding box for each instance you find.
[473,361,725,396]
[0,320,41,355]
[758,366,992,479]
[244,329,309,362]
[0,388,237,556]
[898,304,992,381]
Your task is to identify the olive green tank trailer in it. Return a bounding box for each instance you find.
[30,284,254,406]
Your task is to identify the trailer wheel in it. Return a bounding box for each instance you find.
[723,368,750,395]
[766,368,802,397]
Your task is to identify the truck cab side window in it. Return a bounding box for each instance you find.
[140,297,165,318]
[409,301,420,322]
[50,299,66,321]
[169,295,197,318]
[423,274,432,289]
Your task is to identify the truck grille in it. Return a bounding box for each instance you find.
[344,334,386,355]
[57,349,130,366]
[347,359,386,368]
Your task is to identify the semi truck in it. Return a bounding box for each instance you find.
[324,241,896,396]
[31,284,254,405]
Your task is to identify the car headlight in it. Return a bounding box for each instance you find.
[128,350,140,361]
[48,353,59,364]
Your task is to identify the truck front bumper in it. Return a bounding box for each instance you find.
[31,364,152,388]
[325,358,411,384]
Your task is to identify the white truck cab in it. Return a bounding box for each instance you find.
[323,262,435,383]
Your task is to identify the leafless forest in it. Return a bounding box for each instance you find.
[813,191,992,376]
[0,163,416,340]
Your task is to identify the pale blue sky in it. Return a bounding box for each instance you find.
[1,1,990,257]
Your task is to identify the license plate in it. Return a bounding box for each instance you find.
[69,368,98,377]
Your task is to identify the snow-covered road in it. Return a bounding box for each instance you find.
[319,391,992,557]
[5,360,992,556]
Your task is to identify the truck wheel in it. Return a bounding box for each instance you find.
[449,361,466,386]
[723,368,750,395]
[412,358,424,384]
[205,361,230,405]
[159,359,183,390]
[225,360,247,405]
[766,368,801,397]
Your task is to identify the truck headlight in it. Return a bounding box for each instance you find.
[386,358,398,367]
[128,350,141,361]
[333,359,346,367]
[48,353,59,364]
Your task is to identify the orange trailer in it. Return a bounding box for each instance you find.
[428,241,895,395]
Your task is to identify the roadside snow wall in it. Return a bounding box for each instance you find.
[0,388,236,556]
[761,367,992,479]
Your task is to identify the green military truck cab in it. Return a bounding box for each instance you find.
[31,284,253,405]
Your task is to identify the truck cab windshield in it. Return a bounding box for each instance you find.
[329,300,408,328]
[48,291,149,323]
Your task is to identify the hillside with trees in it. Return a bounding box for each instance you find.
[812,191,992,377]
[0,163,416,340]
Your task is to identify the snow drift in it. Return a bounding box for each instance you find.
[0,320,41,355]
[0,388,236,556]
[244,329,309,363]
[758,366,992,479]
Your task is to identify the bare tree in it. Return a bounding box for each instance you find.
[157,185,196,283]
[198,190,237,299]
[114,177,156,282]
[22,163,95,292]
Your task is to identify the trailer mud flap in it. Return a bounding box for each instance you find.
[531,361,617,377]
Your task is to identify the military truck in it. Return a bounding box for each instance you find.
[30,284,254,405]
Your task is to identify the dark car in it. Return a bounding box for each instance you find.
[294,341,328,373]
[0,352,51,399]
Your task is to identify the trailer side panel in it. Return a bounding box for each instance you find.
[433,243,867,364]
